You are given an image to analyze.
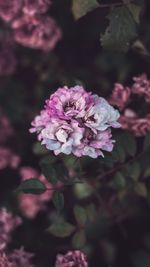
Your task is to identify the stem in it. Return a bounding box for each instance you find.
[98,2,123,8]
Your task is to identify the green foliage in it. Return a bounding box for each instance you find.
[74,205,87,226]
[52,191,64,211]
[113,172,126,190]
[101,6,138,52]
[72,0,99,19]
[72,230,86,248]
[18,178,46,194]
[48,222,75,238]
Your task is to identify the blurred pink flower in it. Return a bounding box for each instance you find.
[19,167,53,218]
[55,250,88,267]
[0,252,12,267]
[0,208,22,250]
[132,74,150,102]
[0,0,22,22]
[109,83,131,111]
[12,14,62,51]
[8,247,34,267]
[0,147,20,170]
[0,112,13,145]
[23,0,51,16]
[120,110,150,137]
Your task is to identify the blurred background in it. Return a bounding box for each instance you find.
[1,0,150,266]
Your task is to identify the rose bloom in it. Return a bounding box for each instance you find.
[55,250,88,267]
[23,0,51,16]
[0,0,22,22]
[30,86,120,158]
[12,15,62,51]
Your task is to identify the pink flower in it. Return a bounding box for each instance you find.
[55,250,88,267]
[30,86,120,158]
[8,247,34,267]
[0,208,22,250]
[45,86,93,120]
[132,74,150,102]
[0,147,20,170]
[84,96,120,131]
[120,109,150,137]
[0,252,12,267]
[40,118,84,156]
[19,167,53,218]
[23,0,51,16]
[12,14,62,51]
[0,0,22,22]
[109,83,131,111]
[73,128,115,158]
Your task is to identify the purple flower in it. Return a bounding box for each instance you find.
[40,118,84,155]
[0,208,22,250]
[11,14,62,51]
[8,247,34,267]
[0,252,12,267]
[0,0,22,22]
[55,250,88,267]
[73,128,115,158]
[30,86,120,158]
[46,86,93,120]
[23,0,51,16]
[84,95,120,131]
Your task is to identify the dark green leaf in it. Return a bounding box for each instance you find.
[72,230,86,248]
[101,6,137,52]
[41,165,58,184]
[74,205,87,226]
[113,172,126,189]
[126,3,142,24]
[72,0,99,20]
[134,182,148,198]
[52,191,64,211]
[18,178,46,194]
[129,162,141,181]
[32,142,47,155]
[48,222,75,237]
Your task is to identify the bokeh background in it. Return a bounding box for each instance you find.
[1,0,150,266]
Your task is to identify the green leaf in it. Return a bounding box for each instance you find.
[52,191,64,211]
[48,222,75,238]
[86,204,97,222]
[113,172,126,189]
[112,144,126,163]
[72,230,86,248]
[129,162,141,181]
[134,182,148,198]
[101,6,137,52]
[74,205,87,226]
[143,133,150,151]
[72,0,99,20]
[41,165,58,184]
[18,178,46,194]
[126,3,142,24]
[32,142,47,155]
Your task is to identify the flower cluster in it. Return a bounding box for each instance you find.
[0,248,34,267]
[19,166,53,218]
[30,86,120,158]
[0,147,20,170]
[55,250,88,267]
[0,0,62,51]
[109,74,150,136]
[0,208,22,250]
